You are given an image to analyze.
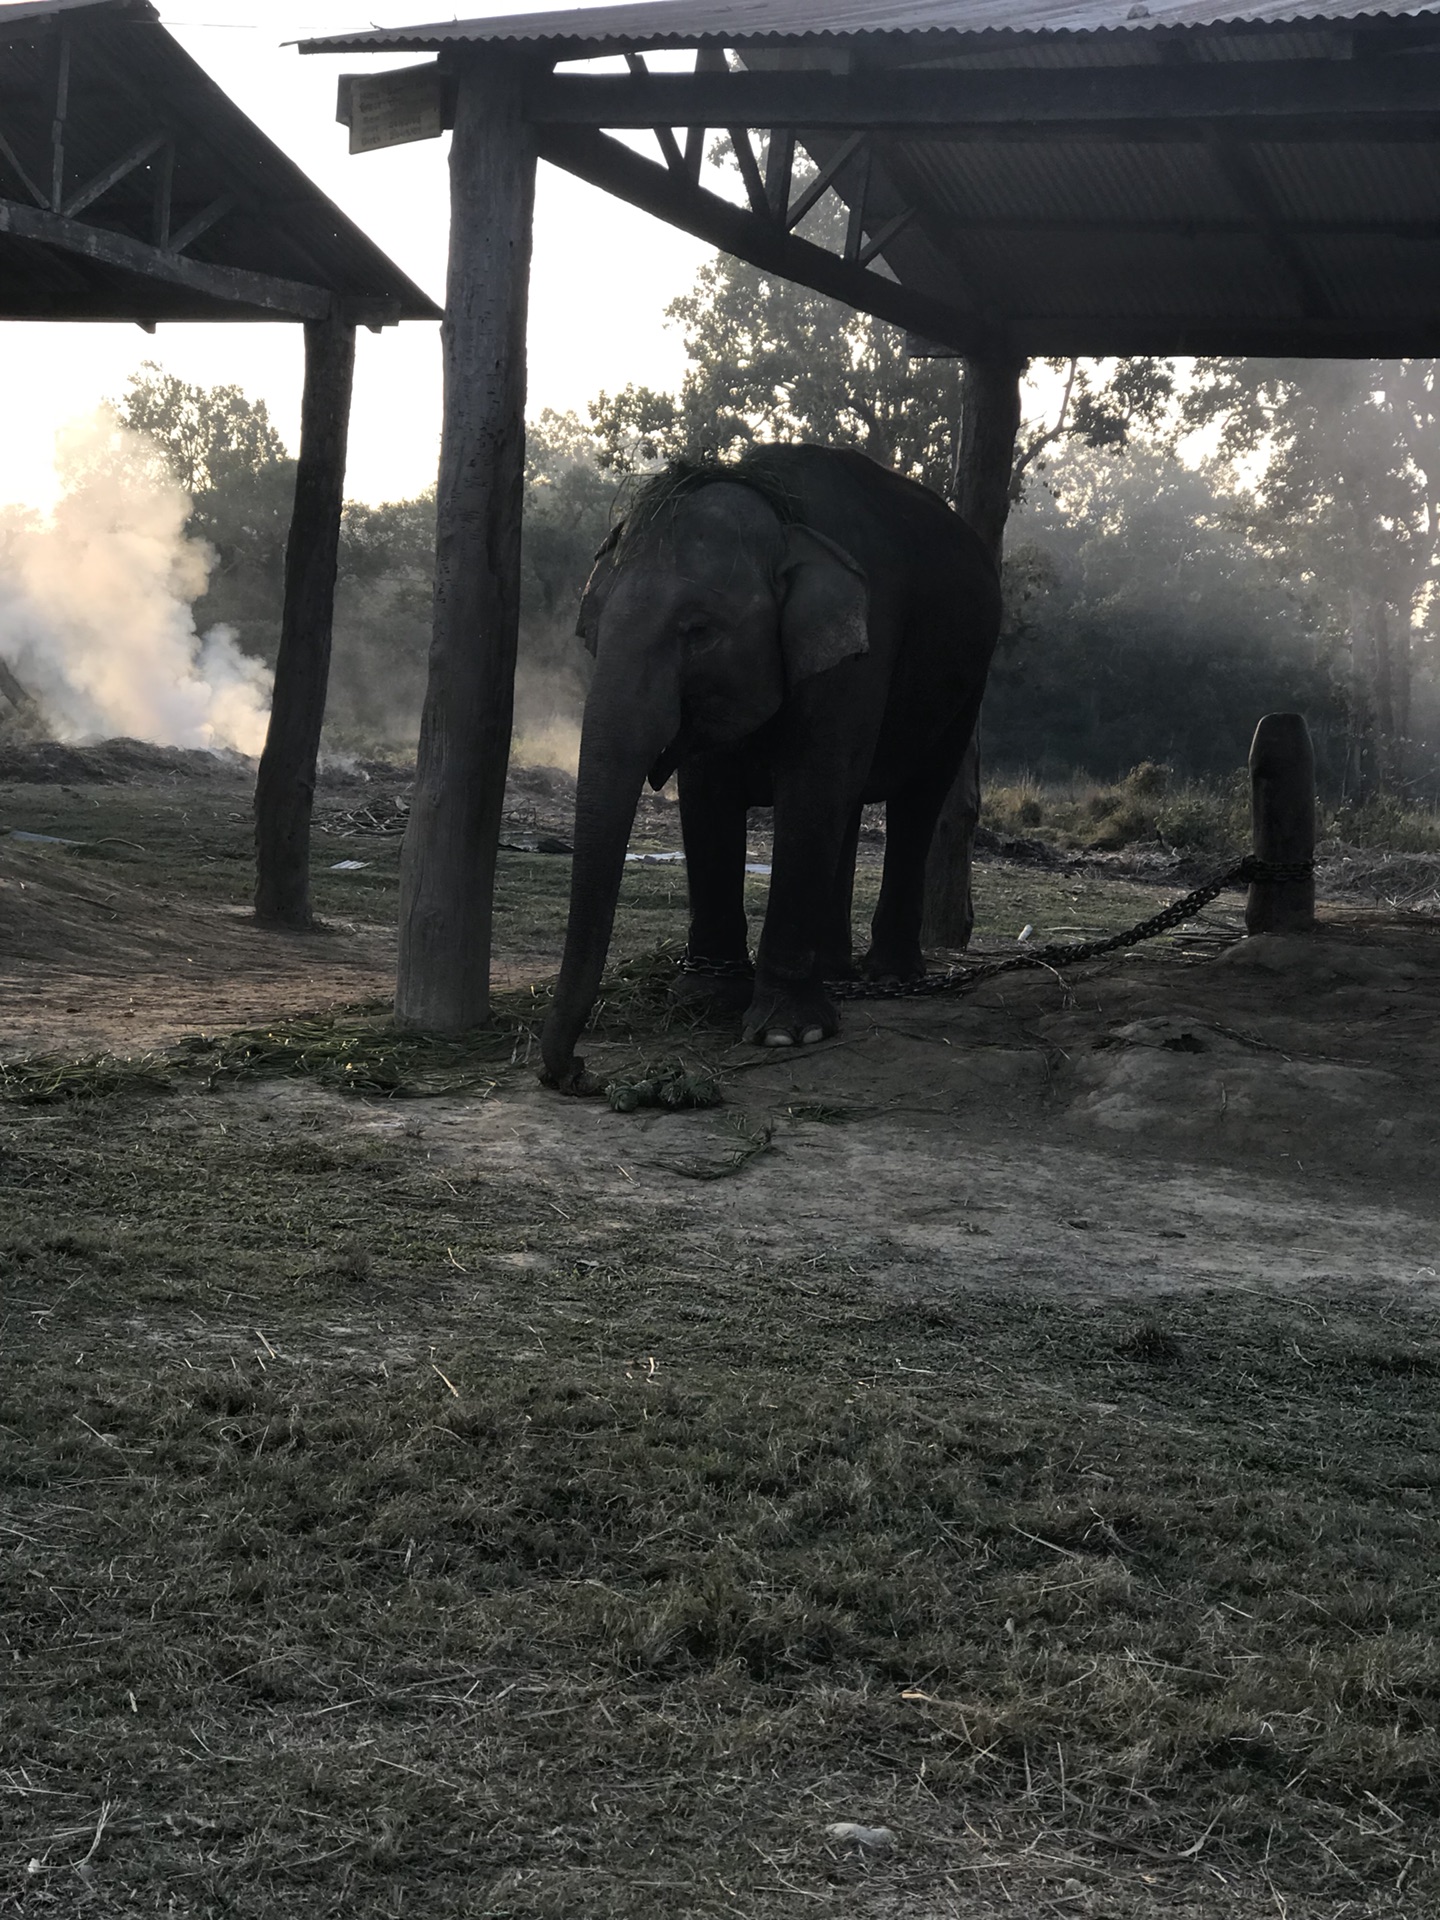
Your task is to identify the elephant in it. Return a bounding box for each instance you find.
[539,444,1002,1093]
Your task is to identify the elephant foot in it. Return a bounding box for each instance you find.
[538,1057,606,1097]
[862,943,926,984]
[742,979,839,1048]
[671,958,755,1015]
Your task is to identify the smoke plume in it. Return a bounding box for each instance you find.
[0,410,271,754]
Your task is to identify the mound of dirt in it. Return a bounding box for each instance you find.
[0,737,250,784]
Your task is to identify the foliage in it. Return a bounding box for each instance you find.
[116,361,287,494]
[521,408,617,642]
[987,443,1346,781]
[113,370,619,757]
[116,364,296,663]
[588,159,1177,510]
[1183,358,1440,793]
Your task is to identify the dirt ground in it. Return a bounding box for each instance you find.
[3,748,1439,1917]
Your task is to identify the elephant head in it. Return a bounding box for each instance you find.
[540,469,869,1090]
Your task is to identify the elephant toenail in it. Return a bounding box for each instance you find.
[800,1026,825,1045]
[764,1030,795,1047]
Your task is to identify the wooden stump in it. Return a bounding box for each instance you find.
[254,312,356,928]
[394,49,537,1032]
[922,352,1024,950]
[1246,711,1316,935]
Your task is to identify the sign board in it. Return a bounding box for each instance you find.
[338,65,445,155]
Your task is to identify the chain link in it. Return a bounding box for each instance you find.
[826,853,1315,1003]
[679,953,756,979]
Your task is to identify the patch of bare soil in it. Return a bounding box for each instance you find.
[327,917,1440,1324]
[0,839,396,1054]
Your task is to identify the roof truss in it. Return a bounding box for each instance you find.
[0,4,437,324]
[500,33,1440,357]
[526,57,1440,141]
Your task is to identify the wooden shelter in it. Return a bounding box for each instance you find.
[0,0,440,925]
[303,0,1440,1031]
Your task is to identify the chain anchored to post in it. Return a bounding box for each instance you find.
[825,854,1315,1002]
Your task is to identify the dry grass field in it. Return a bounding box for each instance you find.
[2,746,1439,1918]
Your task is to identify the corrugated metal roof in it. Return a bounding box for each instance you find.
[0,0,132,30]
[0,0,440,322]
[299,0,1440,55]
[860,119,1440,350]
[303,0,1440,356]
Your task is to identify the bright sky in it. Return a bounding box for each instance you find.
[0,1,719,509]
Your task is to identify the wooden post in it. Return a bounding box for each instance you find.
[922,351,1025,950]
[1247,711,1316,935]
[395,49,536,1032]
[254,311,356,927]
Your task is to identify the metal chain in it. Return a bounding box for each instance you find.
[828,853,1314,1001]
[676,856,1312,1003]
[679,953,755,978]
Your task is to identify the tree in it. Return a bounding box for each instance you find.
[116,362,286,493]
[588,163,1177,508]
[116,363,295,661]
[321,413,618,754]
[1183,359,1440,793]
[521,409,618,639]
[591,256,968,494]
[987,441,1345,782]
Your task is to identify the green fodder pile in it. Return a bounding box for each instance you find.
[3,1078,1439,1917]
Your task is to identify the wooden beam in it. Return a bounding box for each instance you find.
[765,127,794,221]
[49,24,69,210]
[0,287,404,325]
[784,129,865,233]
[253,313,356,930]
[0,196,332,317]
[624,52,685,177]
[536,125,988,352]
[1002,317,1440,355]
[856,206,915,270]
[527,61,1440,140]
[859,215,1440,238]
[682,119,705,185]
[843,143,871,263]
[152,136,172,247]
[728,123,767,216]
[688,44,726,185]
[63,131,166,220]
[166,190,237,256]
[1206,139,1333,319]
[0,126,46,209]
[395,48,537,1033]
[922,353,1025,954]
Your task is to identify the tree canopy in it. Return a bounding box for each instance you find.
[103,290,1440,794]
[1182,359,1440,793]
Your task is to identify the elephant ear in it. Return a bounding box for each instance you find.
[775,523,869,688]
[576,523,625,655]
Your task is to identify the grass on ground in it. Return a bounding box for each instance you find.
[3,989,1439,1915]
[985,762,1440,858]
[3,769,1436,1914]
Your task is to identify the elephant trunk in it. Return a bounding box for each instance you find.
[541,657,677,1088]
